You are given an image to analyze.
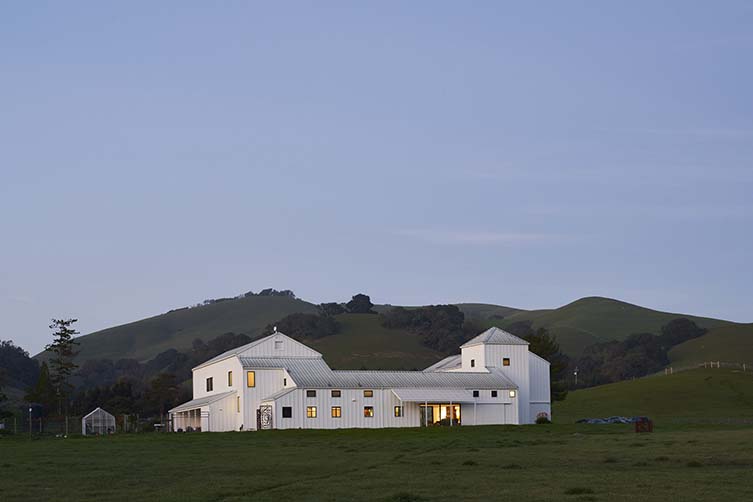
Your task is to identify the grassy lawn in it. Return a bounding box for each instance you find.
[2,424,753,501]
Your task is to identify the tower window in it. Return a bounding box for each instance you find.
[228,371,233,387]
[470,359,475,368]
[491,390,498,397]
[503,358,511,367]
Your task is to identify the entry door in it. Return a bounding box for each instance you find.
[257,405,273,430]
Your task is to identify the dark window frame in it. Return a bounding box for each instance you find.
[363,390,374,398]
[306,406,317,418]
[491,390,498,398]
[394,406,403,417]
[364,406,374,417]
[331,406,342,418]
[503,358,511,367]
[306,390,317,398]
[206,377,213,392]
[282,406,292,418]
[331,390,341,398]
[472,390,479,398]
[470,359,475,368]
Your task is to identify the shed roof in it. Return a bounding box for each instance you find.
[460,327,529,348]
[423,354,462,372]
[169,391,236,413]
[392,388,478,403]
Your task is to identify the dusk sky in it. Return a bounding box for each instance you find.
[2,1,752,355]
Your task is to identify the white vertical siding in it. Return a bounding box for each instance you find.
[239,334,321,358]
[528,352,551,421]
[483,344,531,423]
[460,345,486,371]
[191,357,243,431]
[242,368,286,430]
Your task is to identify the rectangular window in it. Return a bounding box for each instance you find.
[472,390,479,397]
[503,358,511,367]
[228,371,233,387]
[307,406,317,418]
[509,390,517,398]
[283,378,287,387]
[236,396,240,412]
[274,340,283,350]
[331,390,341,398]
[491,390,498,398]
[363,406,374,417]
[394,406,403,417]
[363,390,373,398]
[470,359,475,368]
[246,371,255,387]
[331,406,342,418]
[306,390,316,398]
[206,377,213,392]
[282,406,292,418]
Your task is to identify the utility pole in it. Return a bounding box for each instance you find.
[573,367,579,387]
[28,407,32,439]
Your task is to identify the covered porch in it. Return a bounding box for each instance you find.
[168,391,236,432]
[392,389,474,427]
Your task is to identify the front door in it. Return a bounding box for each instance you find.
[257,405,273,430]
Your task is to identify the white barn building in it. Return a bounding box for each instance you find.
[169,327,550,431]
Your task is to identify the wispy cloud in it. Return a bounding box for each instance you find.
[394,229,556,245]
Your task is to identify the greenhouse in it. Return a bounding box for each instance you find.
[81,407,116,436]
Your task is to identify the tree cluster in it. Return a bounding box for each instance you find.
[264,313,340,340]
[380,305,480,354]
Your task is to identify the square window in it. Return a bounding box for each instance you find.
[471,359,475,368]
[206,377,213,392]
[274,340,283,350]
[491,390,498,398]
[307,406,317,418]
[503,358,511,367]
[509,390,517,398]
[363,406,374,417]
[472,390,479,398]
[394,406,403,417]
[331,406,342,418]
[282,406,292,418]
[331,390,341,398]
[363,390,373,398]
[228,371,233,387]
[246,371,255,387]
[306,390,316,398]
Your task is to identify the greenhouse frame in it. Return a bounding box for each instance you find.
[82,407,116,435]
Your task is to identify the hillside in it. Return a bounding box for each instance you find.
[669,323,753,367]
[308,314,444,370]
[554,367,753,424]
[497,296,733,356]
[68,295,319,362]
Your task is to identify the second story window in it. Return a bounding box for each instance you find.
[491,390,498,397]
[306,390,317,398]
[503,358,511,367]
[228,371,233,387]
[206,377,213,392]
[472,390,479,398]
[331,390,341,398]
[246,371,255,388]
[471,359,475,368]
[363,390,373,398]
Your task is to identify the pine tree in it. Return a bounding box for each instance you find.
[45,319,80,415]
[25,361,57,415]
[525,328,570,402]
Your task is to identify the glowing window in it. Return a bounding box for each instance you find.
[503,358,511,367]
[394,406,403,417]
[509,390,517,398]
[363,390,373,398]
[364,406,374,417]
[306,390,316,398]
[472,390,479,398]
[282,406,292,418]
[331,406,342,418]
[228,371,233,387]
[307,406,317,418]
[491,390,498,398]
[331,390,341,398]
[236,396,240,413]
[206,377,213,392]
[471,359,475,368]
[246,371,255,388]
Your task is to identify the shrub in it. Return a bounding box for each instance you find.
[536,416,551,424]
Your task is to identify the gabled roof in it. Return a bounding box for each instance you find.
[193,332,321,370]
[169,391,236,413]
[460,327,529,348]
[423,354,462,372]
[82,407,114,419]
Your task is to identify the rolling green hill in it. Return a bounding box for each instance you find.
[308,314,444,370]
[669,323,753,367]
[554,367,753,424]
[497,296,733,356]
[68,295,319,362]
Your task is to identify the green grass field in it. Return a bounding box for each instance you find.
[554,368,753,424]
[3,368,753,501]
[669,323,753,367]
[2,424,752,501]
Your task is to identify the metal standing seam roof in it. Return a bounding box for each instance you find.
[460,327,529,348]
[391,388,479,403]
[423,354,462,372]
[240,356,517,390]
[193,332,322,370]
[169,390,236,413]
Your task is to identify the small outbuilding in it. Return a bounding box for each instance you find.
[82,407,116,436]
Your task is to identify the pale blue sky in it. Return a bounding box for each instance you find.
[2,1,752,355]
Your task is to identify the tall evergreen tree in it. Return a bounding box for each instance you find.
[45,318,80,415]
[25,361,56,415]
[525,328,570,401]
